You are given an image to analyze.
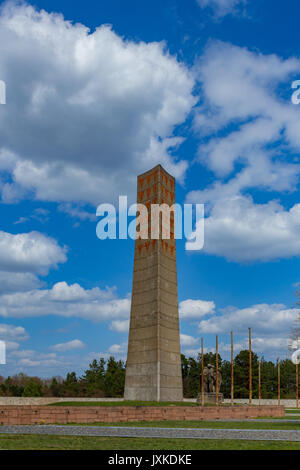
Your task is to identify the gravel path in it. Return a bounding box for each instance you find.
[1,425,300,442]
[186,419,300,423]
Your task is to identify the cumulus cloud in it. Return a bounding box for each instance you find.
[183,345,214,357]
[198,303,299,336]
[197,0,247,18]
[0,281,130,322]
[195,41,300,183]
[180,334,199,346]
[194,41,300,183]
[184,336,291,360]
[0,2,195,205]
[14,208,50,225]
[187,41,300,261]
[179,299,215,319]
[181,299,299,360]
[0,230,67,275]
[108,342,128,355]
[190,195,300,262]
[110,320,130,333]
[6,345,125,376]
[58,204,96,222]
[0,323,28,341]
[0,271,42,294]
[51,339,85,352]
[11,350,60,368]
[0,322,29,354]
[220,336,289,356]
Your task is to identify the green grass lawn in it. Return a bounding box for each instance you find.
[48,401,237,407]
[60,420,300,430]
[266,416,300,420]
[49,400,198,407]
[0,435,300,450]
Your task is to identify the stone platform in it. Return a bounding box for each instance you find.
[0,405,284,425]
[197,393,224,404]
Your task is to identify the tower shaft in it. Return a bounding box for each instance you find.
[124,164,183,401]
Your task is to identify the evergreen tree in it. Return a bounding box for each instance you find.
[234,350,259,398]
[62,372,79,397]
[103,357,125,397]
[82,358,106,396]
[22,379,43,397]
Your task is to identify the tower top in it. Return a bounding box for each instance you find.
[137,164,175,181]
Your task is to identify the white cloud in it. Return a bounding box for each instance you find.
[0,323,29,355]
[0,323,28,341]
[197,0,247,18]
[14,217,29,225]
[187,41,300,262]
[198,303,299,336]
[0,3,195,205]
[50,282,87,301]
[110,320,130,333]
[180,298,299,359]
[0,281,130,322]
[220,336,289,356]
[51,339,85,352]
[183,346,214,357]
[58,204,96,222]
[0,230,64,296]
[180,334,199,346]
[5,341,20,351]
[194,41,300,184]
[184,336,291,360]
[179,299,215,319]
[0,230,67,275]
[108,342,128,355]
[0,271,42,294]
[14,208,50,225]
[196,195,300,262]
[8,349,62,370]
[6,347,124,376]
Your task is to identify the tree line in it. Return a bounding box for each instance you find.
[0,351,297,398]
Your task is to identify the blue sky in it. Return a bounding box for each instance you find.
[0,0,300,377]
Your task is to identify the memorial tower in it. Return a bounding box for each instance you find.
[124,164,183,401]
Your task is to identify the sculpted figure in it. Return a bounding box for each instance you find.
[213,369,222,393]
[203,363,222,393]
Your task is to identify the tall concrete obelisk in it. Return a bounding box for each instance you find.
[124,164,183,401]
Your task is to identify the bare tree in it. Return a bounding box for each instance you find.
[289,288,300,352]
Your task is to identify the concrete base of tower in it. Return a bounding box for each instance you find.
[124,361,183,401]
[124,387,183,402]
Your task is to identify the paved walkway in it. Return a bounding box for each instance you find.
[1,425,300,441]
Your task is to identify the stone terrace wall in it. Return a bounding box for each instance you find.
[0,397,296,407]
[224,399,298,407]
[0,405,284,425]
[0,397,123,406]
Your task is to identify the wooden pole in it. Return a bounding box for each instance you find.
[231,331,234,406]
[249,328,252,405]
[201,338,204,407]
[277,358,280,406]
[216,335,219,406]
[258,358,261,406]
[296,363,299,410]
